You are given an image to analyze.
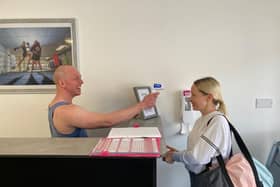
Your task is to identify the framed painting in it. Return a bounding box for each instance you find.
[133,86,159,120]
[0,18,78,94]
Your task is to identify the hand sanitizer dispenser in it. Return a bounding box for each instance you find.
[179,89,197,134]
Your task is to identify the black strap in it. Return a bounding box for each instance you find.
[206,116,232,168]
[226,117,263,187]
[201,134,234,187]
[203,115,263,187]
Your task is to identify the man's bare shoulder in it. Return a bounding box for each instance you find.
[54,103,83,113]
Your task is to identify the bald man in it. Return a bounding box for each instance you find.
[48,65,160,137]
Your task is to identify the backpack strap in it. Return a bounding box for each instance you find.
[206,115,233,156]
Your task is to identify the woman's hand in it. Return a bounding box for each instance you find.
[162,145,178,164]
[166,145,178,152]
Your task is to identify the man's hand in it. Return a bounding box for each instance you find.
[141,92,160,109]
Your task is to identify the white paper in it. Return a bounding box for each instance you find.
[143,107,156,116]
[107,127,161,138]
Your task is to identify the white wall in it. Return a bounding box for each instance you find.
[1,0,280,186]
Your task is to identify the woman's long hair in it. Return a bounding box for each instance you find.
[194,77,227,115]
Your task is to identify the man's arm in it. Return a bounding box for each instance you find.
[55,92,160,130]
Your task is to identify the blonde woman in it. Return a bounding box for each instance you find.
[163,77,231,186]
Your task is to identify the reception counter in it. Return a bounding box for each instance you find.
[0,117,166,187]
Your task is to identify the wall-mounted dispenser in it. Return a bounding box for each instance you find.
[179,89,198,134]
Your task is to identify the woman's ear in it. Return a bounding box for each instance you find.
[207,93,214,101]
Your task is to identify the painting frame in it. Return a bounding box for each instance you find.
[133,86,158,120]
[0,18,78,94]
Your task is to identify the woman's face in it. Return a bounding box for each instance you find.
[190,84,209,112]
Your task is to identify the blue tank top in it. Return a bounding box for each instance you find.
[48,101,88,137]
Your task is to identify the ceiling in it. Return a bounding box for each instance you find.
[0,27,71,49]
